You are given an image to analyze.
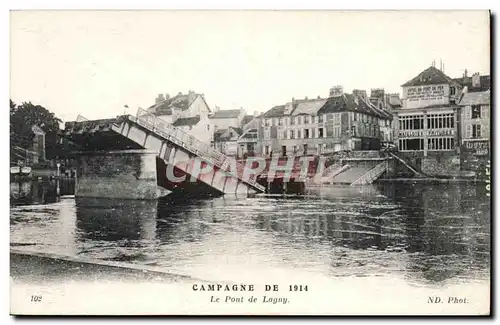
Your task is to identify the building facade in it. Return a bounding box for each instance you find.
[258,86,392,157]
[457,72,491,177]
[147,90,214,144]
[147,91,212,124]
[393,66,463,176]
[209,108,247,130]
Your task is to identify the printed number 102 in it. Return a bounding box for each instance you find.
[289,285,308,291]
[31,295,42,302]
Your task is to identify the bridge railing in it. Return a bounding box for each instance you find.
[134,108,263,190]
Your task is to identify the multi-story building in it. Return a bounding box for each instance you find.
[393,65,464,176]
[258,86,392,157]
[147,90,215,143]
[456,70,491,176]
[209,107,247,130]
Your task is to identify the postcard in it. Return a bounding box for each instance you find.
[9,10,491,316]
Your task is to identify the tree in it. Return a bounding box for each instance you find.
[10,100,62,160]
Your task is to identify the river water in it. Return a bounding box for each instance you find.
[10,179,490,290]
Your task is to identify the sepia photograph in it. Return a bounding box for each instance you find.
[8,9,491,316]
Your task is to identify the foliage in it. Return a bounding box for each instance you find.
[10,100,63,160]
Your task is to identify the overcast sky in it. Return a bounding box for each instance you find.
[10,10,490,122]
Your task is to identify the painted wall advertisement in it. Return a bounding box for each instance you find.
[462,140,489,156]
[406,85,446,102]
[403,84,449,109]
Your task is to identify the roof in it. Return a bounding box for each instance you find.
[385,95,402,109]
[318,94,391,119]
[241,115,254,125]
[453,75,491,92]
[210,109,242,119]
[291,99,327,116]
[239,128,259,139]
[148,93,201,116]
[213,127,242,141]
[172,116,201,127]
[401,66,459,87]
[458,90,490,106]
[262,105,286,118]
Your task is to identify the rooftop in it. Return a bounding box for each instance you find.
[172,116,201,127]
[458,90,490,106]
[401,66,459,87]
[210,109,243,119]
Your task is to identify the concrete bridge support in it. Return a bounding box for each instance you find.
[75,150,169,200]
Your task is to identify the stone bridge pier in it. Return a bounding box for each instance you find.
[75,149,170,200]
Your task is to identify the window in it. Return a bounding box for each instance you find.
[290,117,295,125]
[318,128,324,138]
[297,130,301,139]
[450,87,456,96]
[265,145,270,155]
[304,116,310,124]
[399,138,424,151]
[304,129,310,139]
[353,112,357,121]
[290,130,295,139]
[333,113,341,125]
[428,137,455,150]
[278,118,283,126]
[264,129,270,139]
[426,113,454,130]
[473,124,482,138]
[471,105,481,119]
[318,114,324,123]
[296,116,300,125]
[265,118,270,126]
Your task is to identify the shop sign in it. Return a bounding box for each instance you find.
[398,130,423,138]
[463,140,489,156]
[427,129,454,137]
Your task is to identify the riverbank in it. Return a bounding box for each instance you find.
[10,249,203,284]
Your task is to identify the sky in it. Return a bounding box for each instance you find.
[10,10,490,122]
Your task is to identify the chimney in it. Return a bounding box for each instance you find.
[464,69,468,78]
[178,92,183,96]
[214,106,220,112]
[329,86,343,97]
[353,89,367,100]
[292,97,296,105]
[188,90,196,103]
[317,95,321,99]
[305,96,308,101]
[254,110,258,117]
[165,93,170,100]
[472,72,481,88]
[156,94,165,104]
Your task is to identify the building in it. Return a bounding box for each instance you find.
[258,86,392,157]
[456,70,491,177]
[209,108,247,130]
[212,126,242,156]
[147,91,211,124]
[146,90,214,144]
[393,65,463,176]
[172,115,214,144]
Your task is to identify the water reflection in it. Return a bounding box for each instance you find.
[10,181,490,285]
[10,179,75,206]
